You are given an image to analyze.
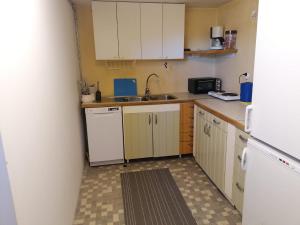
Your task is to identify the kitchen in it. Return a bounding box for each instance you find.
[0,1,299,225]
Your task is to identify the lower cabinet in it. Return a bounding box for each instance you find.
[194,106,227,193]
[123,112,153,159]
[153,111,180,157]
[232,129,249,213]
[180,102,194,154]
[123,104,180,160]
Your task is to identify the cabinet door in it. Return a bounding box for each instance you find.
[195,109,206,167]
[162,4,185,59]
[123,113,153,160]
[141,3,163,59]
[153,111,179,157]
[92,2,119,60]
[117,2,141,59]
[210,125,227,193]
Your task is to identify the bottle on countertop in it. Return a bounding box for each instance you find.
[96,81,101,102]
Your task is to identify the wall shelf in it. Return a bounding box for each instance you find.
[184,49,238,57]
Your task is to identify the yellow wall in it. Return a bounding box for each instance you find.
[215,0,258,92]
[75,5,218,96]
[75,0,258,95]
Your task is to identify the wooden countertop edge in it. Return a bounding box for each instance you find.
[81,98,245,131]
[81,98,195,108]
[193,101,245,131]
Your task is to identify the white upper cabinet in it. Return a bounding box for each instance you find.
[163,4,185,59]
[117,2,141,59]
[92,2,118,60]
[91,1,185,60]
[140,3,163,59]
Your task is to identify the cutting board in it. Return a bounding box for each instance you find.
[114,78,137,96]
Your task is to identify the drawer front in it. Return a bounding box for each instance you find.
[232,129,248,213]
[196,107,207,119]
[235,129,250,147]
[208,113,228,131]
[180,131,193,142]
[180,141,193,154]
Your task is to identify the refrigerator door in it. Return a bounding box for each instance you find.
[247,0,300,159]
[242,139,300,225]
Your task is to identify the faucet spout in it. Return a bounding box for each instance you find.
[144,73,159,99]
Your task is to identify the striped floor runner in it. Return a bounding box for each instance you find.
[121,168,197,225]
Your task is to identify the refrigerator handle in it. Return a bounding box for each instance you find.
[241,147,248,171]
[245,105,253,133]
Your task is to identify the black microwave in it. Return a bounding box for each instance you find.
[188,77,222,94]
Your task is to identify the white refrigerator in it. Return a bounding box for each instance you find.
[242,0,300,225]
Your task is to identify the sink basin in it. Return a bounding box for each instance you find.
[148,94,177,100]
[109,94,177,102]
[110,96,143,102]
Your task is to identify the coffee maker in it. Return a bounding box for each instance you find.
[210,26,224,50]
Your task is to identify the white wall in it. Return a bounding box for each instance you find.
[0,1,85,225]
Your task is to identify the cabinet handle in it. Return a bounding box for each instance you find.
[207,125,211,137]
[204,124,208,134]
[213,119,221,125]
[155,114,158,124]
[188,143,193,147]
[236,182,244,193]
[148,115,151,125]
[199,111,204,116]
[189,116,194,119]
[237,155,242,162]
[239,134,248,143]
[189,134,193,138]
[190,125,194,129]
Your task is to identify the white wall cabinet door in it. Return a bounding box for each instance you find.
[117,2,141,59]
[140,3,163,59]
[92,2,119,60]
[162,4,185,59]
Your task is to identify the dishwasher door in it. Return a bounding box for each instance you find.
[85,107,124,166]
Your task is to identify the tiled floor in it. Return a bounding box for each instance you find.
[73,157,242,225]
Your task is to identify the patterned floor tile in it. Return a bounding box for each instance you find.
[73,157,242,225]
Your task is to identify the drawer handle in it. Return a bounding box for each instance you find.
[239,134,248,143]
[237,155,242,162]
[213,119,221,125]
[236,182,244,193]
[148,115,151,125]
[204,124,208,134]
[207,125,211,137]
[155,114,158,124]
[199,111,204,116]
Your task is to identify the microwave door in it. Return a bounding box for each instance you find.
[196,80,215,93]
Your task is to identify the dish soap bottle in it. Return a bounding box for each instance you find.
[96,81,101,102]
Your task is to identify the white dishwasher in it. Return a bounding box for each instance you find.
[85,107,124,166]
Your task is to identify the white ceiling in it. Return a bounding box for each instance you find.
[71,0,232,8]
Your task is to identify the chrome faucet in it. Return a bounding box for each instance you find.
[144,73,159,99]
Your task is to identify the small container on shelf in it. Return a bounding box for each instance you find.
[224,30,237,49]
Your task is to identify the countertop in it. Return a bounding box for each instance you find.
[81,92,213,108]
[194,99,247,130]
[81,92,247,131]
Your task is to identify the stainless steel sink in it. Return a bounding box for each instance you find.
[109,94,177,102]
[148,94,177,100]
[109,96,143,102]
